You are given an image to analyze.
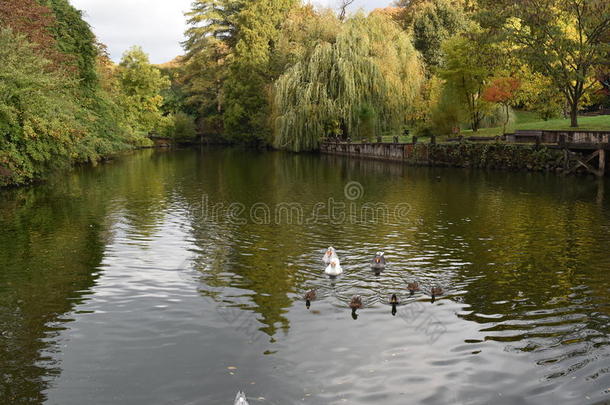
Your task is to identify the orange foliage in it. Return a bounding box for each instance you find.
[0,0,73,71]
[483,77,521,104]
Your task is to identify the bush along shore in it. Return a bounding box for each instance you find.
[320,141,597,175]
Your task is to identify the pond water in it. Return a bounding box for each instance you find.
[1,148,610,405]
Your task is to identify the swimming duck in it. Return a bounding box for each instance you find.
[304,289,317,309]
[350,295,363,308]
[325,258,343,276]
[322,247,338,265]
[234,391,249,405]
[407,281,420,295]
[370,251,386,272]
[349,295,363,318]
[431,286,443,303]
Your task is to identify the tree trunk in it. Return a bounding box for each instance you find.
[570,102,578,128]
[503,104,510,135]
[472,110,481,132]
[340,119,349,140]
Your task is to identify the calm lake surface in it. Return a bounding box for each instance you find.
[1,148,610,405]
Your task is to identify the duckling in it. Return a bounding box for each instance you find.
[234,391,249,405]
[325,258,343,276]
[304,289,317,309]
[390,293,399,316]
[322,247,338,265]
[349,295,363,319]
[431,286,443,303]
[370,251,386,273]
[407,281,420,295]
[349,295,363,309]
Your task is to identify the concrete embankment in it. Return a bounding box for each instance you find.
[319,141,604,175]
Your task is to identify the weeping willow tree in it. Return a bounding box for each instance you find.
[273,13,424,151]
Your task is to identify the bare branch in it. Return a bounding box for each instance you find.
[338,0,356,21]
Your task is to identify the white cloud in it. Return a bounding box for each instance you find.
[70,0,392,64]
[71,0,192,64]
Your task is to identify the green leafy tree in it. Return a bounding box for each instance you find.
[117,46,170,135]
[273,13,424,151]
[182,42,230,136]
[183,0,243,136]
[439,26,499,131]
[222,0,296,143]
[271,5,341,77]
[0,29,88,185]
[183,0,243,52]
[515,66,564,120]
[412,0,467,71]
[161,112,198,142]
[41,0,100,90]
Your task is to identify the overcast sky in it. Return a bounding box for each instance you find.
[70,0,393,64]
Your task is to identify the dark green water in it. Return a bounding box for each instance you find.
[1,148,609,404]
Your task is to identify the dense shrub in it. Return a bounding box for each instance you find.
[158,113,198,142]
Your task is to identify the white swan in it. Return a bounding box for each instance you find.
[234,391,249,405]
[322,246,338,264]
[325,258,343,276]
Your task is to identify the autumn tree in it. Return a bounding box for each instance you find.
[0,0,69,70]
[393,0,473,27]
[42,0,100,90]
[482,77,521,134]
[479,0,610,127]
[270,5,341,74]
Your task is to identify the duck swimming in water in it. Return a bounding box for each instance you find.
[430,286,443,303]
[322,247,338,265]
[349,295,363,319]
[234,391,249,405]
[304,289,317,309]
[325,258,343,276]
[349,295,363,309]
[370,251,386,273]
[407,281,420,295]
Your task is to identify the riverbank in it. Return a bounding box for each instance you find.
[320,141,604,176]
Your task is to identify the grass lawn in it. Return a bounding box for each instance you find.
[462,112,610,138]
[354,112,610,144]
[518,114,610,131]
